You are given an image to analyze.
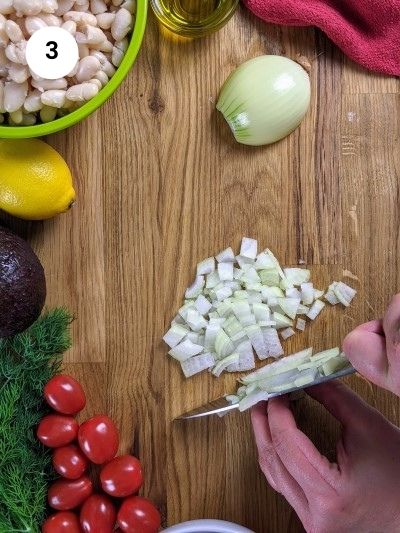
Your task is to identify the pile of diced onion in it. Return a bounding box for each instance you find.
[163,238,356,410]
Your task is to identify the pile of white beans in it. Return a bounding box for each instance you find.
[0,0,135,126]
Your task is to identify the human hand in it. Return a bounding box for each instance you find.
[343,294,400,396]
[251,382,400,533]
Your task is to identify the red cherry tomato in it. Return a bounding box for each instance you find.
[53,444,89,480]
[48,475,93,511]
[37,414,79,448]
[44,375,86,415]
[42,511,81,533]
[117,496,161,533]
[100,455,143,497]
[78,415,119,464]
[80,494,117,533]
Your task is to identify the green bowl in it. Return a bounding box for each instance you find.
[0,0,147,139]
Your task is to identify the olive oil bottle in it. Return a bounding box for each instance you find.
[151,0,238,37]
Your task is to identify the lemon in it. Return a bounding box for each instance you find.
[0,139,76,220]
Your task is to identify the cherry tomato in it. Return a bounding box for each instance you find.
[78,415,119,464]
[42,511,81,533]
[53,444,89,480]
[100,455,143,497]
[117,496,161,533]
[48,475,93,511]
[44,375,86,415]
[37,414,79,448]
[80,494,117,533]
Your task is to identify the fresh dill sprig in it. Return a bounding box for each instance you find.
[0,309,72,533]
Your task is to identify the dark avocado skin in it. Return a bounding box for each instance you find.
[0,226,46,338]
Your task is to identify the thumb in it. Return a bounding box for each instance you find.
[342,321,388,389]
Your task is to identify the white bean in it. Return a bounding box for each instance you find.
[66,81,98,102]
[9,107,23,124]
[0,0,13,16]
[74,0,90,11]
[4,81,28,113]
[42,0,58,13]
[24,90,43,112]
[36,14,61,26]
[76,55,100,82]
[13,0,43,16]
[88,77,102,90]
[90,0,107,14]
[90,50,115,77]
[61,20,76,34]
[32,77,68,90]
[93,69,108,86]
[0,14,8,46]
[121,0,135,13]
[40,105,57,122]
[64,11,98,26]
[111,8,131,40]
[92,38,113,52]
[25,16,47,35]
[111,37,127,66]
[5,41,27,65]
[8,64,29,83]
[96,12,115,29]
[55,0,74,16]
[21,112,37,125]
[6,20,24,43]
[82,24,107,44]
[41,89,67,108]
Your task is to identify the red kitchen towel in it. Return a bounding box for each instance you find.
[243,0,400,76]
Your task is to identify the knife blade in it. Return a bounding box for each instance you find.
[175,365,356,420]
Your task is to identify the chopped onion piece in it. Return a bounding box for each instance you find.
[265,249,285,279]
[218,262,234,281]
[212,352,240,377]
[314,289,324,299]
[163,324,188,348]
[273,312,293,329]
[307,300,325,320]
[245,325,268,358]
[296,318,306,331]
[226,394,239,404]
[234,290,248,300]
[206,271,220,289]
[181,352,215,377]
[231,330,247,344]
[214,286,233,301]
[204,323,221,350]
[277,298,300,319]
[294,368,318,387]
[281,327,295,340]
[209,317,226,326]
[197,257,215,276]
[297,304,310,314]
[194,294,213,315]
[232,301,256,326]
[179,303,196,320]
[240,237,258,259]
[259,268,280,286]
[233,267,243,280]
[238,390,269,412]
[236,255,254,269]
[262,328,284,358]
[223,316,243,338]
[325,290,339,305]
[257,368,301,390]
[284,268,311,286]
[215,329,235,359]
[255,252,275,270]
[311,347,340,361]
[247,291,263,304]
[169,339,204,361]
[241,267,260,284]
[321,356,349,376]
[286,287,301,299]
[216,247,235,263]
[216,301,232,317]
[185,276,205,299]
[301,282,314,305]
[227,340,255,372]
[253,303,271,322]
[186,331,200,343]
[241,348,313,384]
[333,281,357,307]
[224,281,241,291]
[172,314,186,325]
[186,309,208,332]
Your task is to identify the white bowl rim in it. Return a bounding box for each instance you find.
[163,519,255,533]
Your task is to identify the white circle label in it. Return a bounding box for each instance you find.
[26,27,79,80]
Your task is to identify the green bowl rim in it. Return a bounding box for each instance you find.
[0,0,148,139]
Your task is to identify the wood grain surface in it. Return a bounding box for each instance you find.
[2,6,400,532]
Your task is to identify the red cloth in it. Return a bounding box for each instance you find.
[243,0,400,76]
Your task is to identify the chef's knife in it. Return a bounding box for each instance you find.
[175,365,356,420]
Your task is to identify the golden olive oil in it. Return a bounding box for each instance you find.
[151,0,238,37]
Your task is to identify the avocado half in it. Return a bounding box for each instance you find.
[0,226,46,338]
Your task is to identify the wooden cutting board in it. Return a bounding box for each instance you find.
[4,5,399,532]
